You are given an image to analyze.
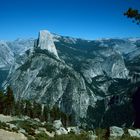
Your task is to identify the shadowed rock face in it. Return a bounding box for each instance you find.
[133,87,140,128]
[1,30,140,127]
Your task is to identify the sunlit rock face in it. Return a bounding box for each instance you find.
[7,38,34,56]
[0,41,14,70]
[36,30,59,59]
[7,46,97,123]
[1,30,140,128]
[0,41,15,88]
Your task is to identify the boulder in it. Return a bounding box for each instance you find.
[67,126,80,134]
[53,120,62,130]
[128,129,140,138]
[0,114,14,123]
[87,131,97,140]
[34,118,40,122]
[110,126,124,137]
[55,127,68,135]
[38,127,46,132]
[6,123,17,130]
[18,129,26,134]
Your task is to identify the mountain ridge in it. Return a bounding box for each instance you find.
[0,29,140,128]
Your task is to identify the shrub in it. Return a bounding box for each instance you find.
[35,132,49,140]
[0,121,9,130]
[50,133,89,140]
[43,122,55,132]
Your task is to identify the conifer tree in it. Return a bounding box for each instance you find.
[43,105,50,122]
[50,105,61,121]
[33,101,42,119]
[124,8,140,25]
[5,86,15,115]
[0,91,4,114]
[24,100,33,118]
[14,100,22,116]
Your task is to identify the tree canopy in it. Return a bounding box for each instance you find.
[124,8,140,25]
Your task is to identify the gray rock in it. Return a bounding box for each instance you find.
[37,30,59,59]
[56,127,68,135]
[128,129,140,138]
[67,126,80,134]
[0,41,14,69]
[53,120,62,130]
[34,118,40,122]
[110,126,124,137]
[18,129,26,134]
[6,123,17,130]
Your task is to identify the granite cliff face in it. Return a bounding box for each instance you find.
[36,30,59,59]
[1,30,140,128]
[0,41,14,70]
[0,41,15,88]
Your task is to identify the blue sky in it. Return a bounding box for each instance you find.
[0,0,140,40]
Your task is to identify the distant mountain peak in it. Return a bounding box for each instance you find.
[37,30,59,59]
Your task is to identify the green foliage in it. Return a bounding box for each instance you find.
[27,135,34,140]
[86,100,105,128]
[43,122,55,132]
[20,59,32,71]
[0,87,72,127]
[96,128,110,140]
[101,102,134,127]
[50,106,61,121]
[42,105,49,122]
[10,119,43,136]
[50,133,89,140]
[27,132,90,140]
[37,65,57,78]
[0,86,15,115]
[0,121,9,130]
[14,100,24,116]
[120,135,140,140]
[124,8,140,25]
[32,101,42,119]
[5,86,15,115]
[34,132,49,140]
[0,91,5,114]
[95,128,140,140]
[24,100,33,118]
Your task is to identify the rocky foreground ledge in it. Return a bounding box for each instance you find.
[0,114,140,140]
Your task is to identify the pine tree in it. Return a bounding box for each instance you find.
[5,86,15,115]
[32,101,42,119]
[61,111,67,127]
[124,8,140,25]
[14,100,22,116]
[50,106,61,121]
[24,100,33,118]
[0,91,5,114]
[42,105,50,122]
